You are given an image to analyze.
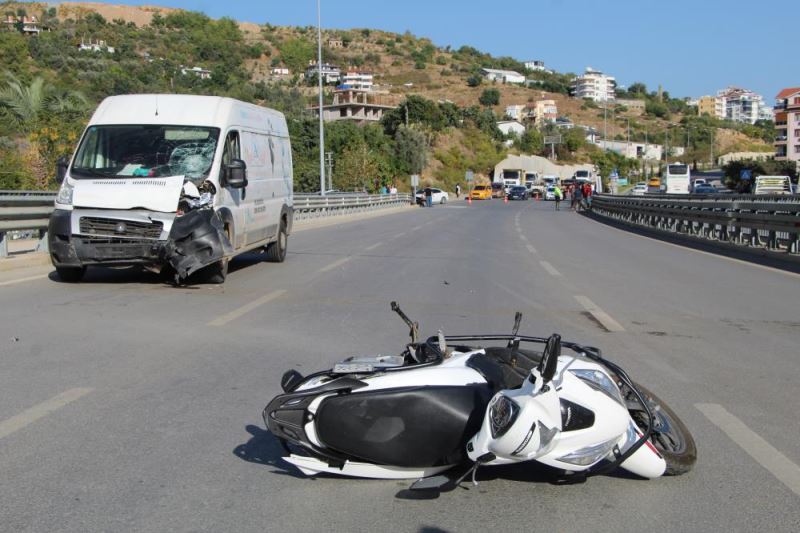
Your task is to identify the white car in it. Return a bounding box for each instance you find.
[544,186,556,201]
[631,183,648,196]
[416,188,449,205]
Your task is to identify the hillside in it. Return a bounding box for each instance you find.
[0,1,775,192]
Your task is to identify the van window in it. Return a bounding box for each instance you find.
[221,131,240,170]
[71,125,219,179]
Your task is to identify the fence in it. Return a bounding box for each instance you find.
[589,193,800,260]
[0,191,413,257]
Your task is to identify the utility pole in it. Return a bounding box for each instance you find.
[325,151,333,191]
[317,0,326,196]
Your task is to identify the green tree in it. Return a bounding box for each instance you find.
[394,125,428,175]
[479,88,500,106]
[334,139,380,191]
[278,38,315,72]
[517,128,543,154]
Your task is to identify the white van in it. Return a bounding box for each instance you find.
[48,94,293,283]
[753,175,792,196]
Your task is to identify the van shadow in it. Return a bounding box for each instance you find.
[47,266,172,285]
[232,424,306,479]
[226,251,271,275]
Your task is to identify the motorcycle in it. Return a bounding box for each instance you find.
[264,303,696,489]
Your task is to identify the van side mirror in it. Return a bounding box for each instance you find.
[225,159,248,189]
[55,156,69,184]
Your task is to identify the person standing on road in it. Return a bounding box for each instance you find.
[424,187,433,207]
[455,184,461,199]
[583,183,592,209]
[554,185,562,211]
[573,184,583,211]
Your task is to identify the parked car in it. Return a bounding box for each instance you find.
[491,182,505,198]
[470,185,492,200]
[415,188,449,205]
[631,182,648,196]
[507,185,528,200]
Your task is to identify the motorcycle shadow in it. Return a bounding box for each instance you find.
[232,424,306,479]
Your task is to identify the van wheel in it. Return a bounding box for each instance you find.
[203,260,228,284]
[56,266,85,283]
[265,219,288,263]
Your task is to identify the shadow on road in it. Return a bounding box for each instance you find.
[232,424,305,479]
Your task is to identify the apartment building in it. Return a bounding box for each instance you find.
[524,60,546,72]
[532,100,558,123]
[696,95,723,118]
[570,67,616,102]
[717,87,771,124]
[310,89,396,124]
[305,61,341,84]
[340,71,374,91]
[774,87,800,166]
[504,104,527,121]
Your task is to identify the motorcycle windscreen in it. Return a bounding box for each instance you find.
[315,385,493,468]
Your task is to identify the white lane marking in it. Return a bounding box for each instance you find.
[574,295,626,332]
[364,242,383,251]
[393,232,407,239]
[0,388,92,440]
[318,256,351,273]
[411,226,423,231]
[526,244,538,254]
[539,260,562,277]
[208,289,287,327]
[696,403,800,497]
[0,274,49,287]
[520,234,529,242]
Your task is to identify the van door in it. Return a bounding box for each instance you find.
[220,130,247,249]
[239,130,272,245]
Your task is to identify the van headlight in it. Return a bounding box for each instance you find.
[489,395,519,438]
[56,180,74,206]
[557,437,618,466]
[570,369,624,406]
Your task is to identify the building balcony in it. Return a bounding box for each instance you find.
[775,136,788,144]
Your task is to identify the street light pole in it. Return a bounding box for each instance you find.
[317,0,326,196]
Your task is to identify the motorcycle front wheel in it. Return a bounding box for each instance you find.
[630,382,697,476]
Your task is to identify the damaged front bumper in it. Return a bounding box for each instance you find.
[48,208,233,280]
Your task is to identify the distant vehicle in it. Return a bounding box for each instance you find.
[664,163,691,194]
[543,175,560,187]
[647,177,662,193]
[470,185,492,200]
[753,175,792,195]
[631,183,648,196]
[544,186,557,201]
[507,186,528,200]
[491,182,505,198]
[500,169,523,189]
[692,184,717,194]
[415,188,449,205]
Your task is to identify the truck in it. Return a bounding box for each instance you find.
[48,94,294,284]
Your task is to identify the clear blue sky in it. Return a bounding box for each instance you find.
[82,0,797,100]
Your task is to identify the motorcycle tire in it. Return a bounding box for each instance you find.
[632,382,697,476]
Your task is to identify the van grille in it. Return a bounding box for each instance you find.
[79,217,163,240]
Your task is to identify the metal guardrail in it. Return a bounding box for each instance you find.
[590,193,800,258]
[0,190,413,257]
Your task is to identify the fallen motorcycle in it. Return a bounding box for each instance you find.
[264,303,696,488]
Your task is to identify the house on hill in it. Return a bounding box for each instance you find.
[481,68,525,84]
[497,121,526,137]
[3,14,48,35]
[310,88,396,124]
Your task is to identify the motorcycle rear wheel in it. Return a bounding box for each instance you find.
[631,382,697,476]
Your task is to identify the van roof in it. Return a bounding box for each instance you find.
[89,94,288,136]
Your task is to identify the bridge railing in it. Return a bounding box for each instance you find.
[0,190,413,257]
[589,193,800,258]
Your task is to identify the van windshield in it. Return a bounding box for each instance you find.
[71,125,220,180]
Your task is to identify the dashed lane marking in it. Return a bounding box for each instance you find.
[0,388,93,440]
[526,244,538,254]
[696,403,800,498]
[573,295,625,332]
[0,274,49,287]
[364,242,383,251]
[540,260,562,277]
[208,289,287,327]
[318,257,351,273]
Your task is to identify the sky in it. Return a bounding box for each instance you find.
[83,0,798,100]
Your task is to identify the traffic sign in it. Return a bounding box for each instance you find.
[411,174,419,187]
[740,169,752,181]
[465,170,474,182]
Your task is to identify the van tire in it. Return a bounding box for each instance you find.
[56,266,85,282]
[204,260,228,284]
[265,219,287,263]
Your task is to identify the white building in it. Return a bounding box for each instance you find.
[524,60,547,72]
[505,105,527,121]
[481,68,526,84]
[595,139,685,160]
[571,67,616,102]
[78,38,115,54]
[305,61,341,84]
[270,67,290,77]
[180,66,212,80]
[340,71,374,91]
[497,121,526,137]
[716,87,771,124]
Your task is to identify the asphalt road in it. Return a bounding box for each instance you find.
[1,198,799,532]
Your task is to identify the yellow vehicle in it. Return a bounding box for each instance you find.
[647,177,661,192]
[470,184,492,200]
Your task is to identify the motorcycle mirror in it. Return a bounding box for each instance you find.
[391,301,419,344]
[512,311,522,336]
[538,334,561,384]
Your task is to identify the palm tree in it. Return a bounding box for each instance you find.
[0,72,88,132]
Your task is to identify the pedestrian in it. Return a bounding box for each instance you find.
[573,184,583,211]
[554,185,562,211]
[424,187,433,207]
[583,183,592,209]
[455,184,461,199]
[390,184,397,194]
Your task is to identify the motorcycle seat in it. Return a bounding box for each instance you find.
[466,347,543,393]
